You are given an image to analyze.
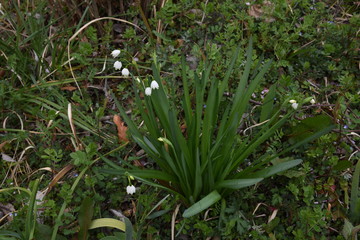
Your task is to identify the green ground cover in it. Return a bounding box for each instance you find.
[0,0,359,239]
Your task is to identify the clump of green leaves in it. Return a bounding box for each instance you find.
[108,38,334,218]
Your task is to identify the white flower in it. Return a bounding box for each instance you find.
[289,99,297,104]
[245,2,251,6]
[310,98,316,104]
[121,68,130,76]
[114,61,122,70]
[111,49,121,58]
[126,185,136,195]
[150,80,159,89]
[135,77,141,83]
[291,102,299,110]
[145,87,152,96]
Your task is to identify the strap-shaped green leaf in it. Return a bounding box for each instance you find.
[88,218,126,231]
[249,159,303,178]
[25,179,40,240]
[216,178,263,189]
[260,84,277,122]
[350,159,360,223]
[78,197,94,240]
[182,190,221,218]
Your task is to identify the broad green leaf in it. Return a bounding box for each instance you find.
[0,231,21,239]
[146,209,171,219]
[250,159,303,178]
[278,125,336,157]
[216,178,263,189]
[350,159,360,224]
[288,115,333,143]
[78,197,94,240]
[342,218,354,240]
[182,190,221,218]
[88,218,126,231]
[124,217,133,240]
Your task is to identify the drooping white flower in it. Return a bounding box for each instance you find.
[111,49,121,58]
[114,61,122,70]
[150,80,159,89]
[145,87,152,96]
[289,99,297,104]
[126,185,136,195]
[310,98,316,104]
[291,102,299,110]
[122,68,130,76]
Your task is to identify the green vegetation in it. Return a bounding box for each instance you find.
[0,0,359,239]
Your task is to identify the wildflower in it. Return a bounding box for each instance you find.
[111,49,121,58]
[310,98,316,104]
[145,87,152,96]
[114,61,122,70]
[135,77,141,83]
[245,2,251,6]
[122,68,130,76]
[126,185,136,195]
[150,80,159,89]
[291,102,298,110]
[289,99,297,104]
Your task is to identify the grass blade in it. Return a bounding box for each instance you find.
[25,179,40,240]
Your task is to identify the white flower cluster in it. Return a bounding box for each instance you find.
[145,80,159,96]
[111,49,129,77]
[289,98,316,110]
[289,99,298,110]
[126,185,136,195]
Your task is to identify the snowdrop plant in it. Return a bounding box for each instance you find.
[111,49,121,58]
[122,68,130,76]
[110,38,334,217]
[144,87,152,96]
[114,61,122,70]
[126,185,136,195]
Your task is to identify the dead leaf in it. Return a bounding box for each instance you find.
[45,164,74,195]
[1,153,15,162]
[0,141,9,151]
[175,39,184,48]
[0,203,15,222]
[248,4,263,18]
[0,69,5,78]
[113,115,129,142]
[248,1,275,22]
[61,86,77,91]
